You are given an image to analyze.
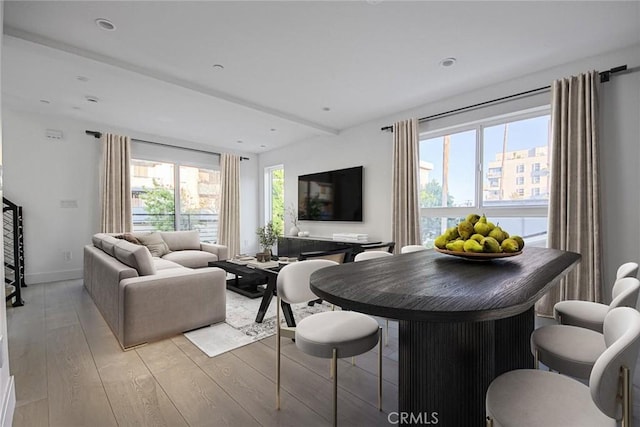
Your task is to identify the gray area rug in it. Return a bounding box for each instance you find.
[185,289,331,357]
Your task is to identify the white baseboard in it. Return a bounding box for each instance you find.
[25,269,82,284]
[1,376,15,427]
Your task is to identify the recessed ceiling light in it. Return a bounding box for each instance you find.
[212,64,224,71]
[72,106,81,110]
[76,76,89,82]
[260,145,267,148]
[39,99,50,104]
[85,95,99,103]
[236,140,243,144]
[439,57,457,68]
[270,128,276,132]
[95,18,116,31]
[322,107,331,112]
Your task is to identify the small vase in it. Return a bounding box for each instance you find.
[289,225,300,236]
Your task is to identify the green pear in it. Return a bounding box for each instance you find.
[486,221,496,232]
[434,234,448,249]
[446,240,465,252]
[477,214,487,224]
[463,239,484,253]
[457,221,474,239]
[444,226,459,240]
[470,233,484,242]
[488,226,506,244]
[481,236,501,253]
[465,213,481,225]
[511,235,525,250]
[501,238,520,253]
[474,221,491,236]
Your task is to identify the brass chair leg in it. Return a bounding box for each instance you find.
[534,349,539,370]
[622,365,631,427]
[378,327,383,411]
[385,319,389,346]
[332,348,338,427]
[276,296,281,410]
[486,416,494,427]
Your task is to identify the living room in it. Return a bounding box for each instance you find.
[1,1,640,426]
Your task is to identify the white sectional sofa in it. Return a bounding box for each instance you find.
[83,230,228,349]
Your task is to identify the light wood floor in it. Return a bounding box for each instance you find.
[6,280,640,426]
[7,280,398,427]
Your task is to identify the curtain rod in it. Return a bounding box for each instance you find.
[381,65,629,132]
[85,130,250,161]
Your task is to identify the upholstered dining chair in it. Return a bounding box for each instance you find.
[531,276,640,380]
[554,265,640,333]
[299,248,353,307]
[275,259,382,426]
[486,307,640,427]
[400,245,427,254]
[359,241,396,254]
[354,250,394,345]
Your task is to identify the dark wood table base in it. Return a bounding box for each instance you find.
[399,307,534,426]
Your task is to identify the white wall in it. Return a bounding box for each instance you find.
[0,1,16,424]
[2,109,258,283]
[259,43,640,301]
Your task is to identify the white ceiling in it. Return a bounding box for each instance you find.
[2,1,639,153]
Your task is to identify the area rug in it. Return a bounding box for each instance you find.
[184,289,332,357]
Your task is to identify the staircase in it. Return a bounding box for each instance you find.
[4,197,25,306]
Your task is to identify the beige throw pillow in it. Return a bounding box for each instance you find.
[136,232,171,257]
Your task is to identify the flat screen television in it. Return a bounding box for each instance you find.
[298,166,363,222]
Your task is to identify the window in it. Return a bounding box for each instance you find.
[264,165,284,234]
[131,159,220,242]
[419,110,550,248]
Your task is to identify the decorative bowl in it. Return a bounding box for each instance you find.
[434,247,522,260]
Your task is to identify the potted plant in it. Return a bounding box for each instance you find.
[256,220,280,262]
[286,203,300,236]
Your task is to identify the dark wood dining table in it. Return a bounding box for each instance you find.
[309,246,581,426]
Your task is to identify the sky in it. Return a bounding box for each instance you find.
[419,115,550,205]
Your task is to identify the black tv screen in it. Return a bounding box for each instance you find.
[298,166,363,222]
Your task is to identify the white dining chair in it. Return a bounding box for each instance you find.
[400,245,427,254]
[354,250,393,345]
[486,307,640,427]
[275,259,382,426]
[554,273,640,333]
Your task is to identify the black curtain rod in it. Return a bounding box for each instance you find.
[85,130,250,161]
[381,65,629,132]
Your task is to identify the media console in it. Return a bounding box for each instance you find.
[277,235,380,260]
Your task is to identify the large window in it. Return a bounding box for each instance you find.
[419,110,550,248]
[131,159,221,242]
[264,165,284,233]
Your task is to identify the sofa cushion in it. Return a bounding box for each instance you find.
[92,233,110,250]
[162,250,218,268]
[153,258,187,271]
[160,230,201,251]
[136,232,171,257]
[114,240,156,276]
[114,233,142,245]
[100,236,120,257]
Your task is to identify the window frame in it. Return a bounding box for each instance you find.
[264,164,284,226]
[419,106,550,222]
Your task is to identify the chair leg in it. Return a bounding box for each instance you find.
[276,296,281,410]
[332,348,338,427]
[486,416,494,427]
[378,327,383,411]
[622,365,631,427]
[534,349,539,370]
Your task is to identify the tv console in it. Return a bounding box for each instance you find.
[277,235,380,260]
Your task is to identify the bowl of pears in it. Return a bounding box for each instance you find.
[433,213,524,260]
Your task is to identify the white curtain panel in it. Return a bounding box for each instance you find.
[219,153,241,257]
[536,70,602,317]
[392,118,422,253]
[100,133,132,233]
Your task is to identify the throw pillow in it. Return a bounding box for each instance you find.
[114,233,142,245]
[136,232,171,257]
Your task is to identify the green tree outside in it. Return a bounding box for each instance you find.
[270,168,284,235]
[139,179,175,231]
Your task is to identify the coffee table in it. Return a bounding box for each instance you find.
[208,260,269,298]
